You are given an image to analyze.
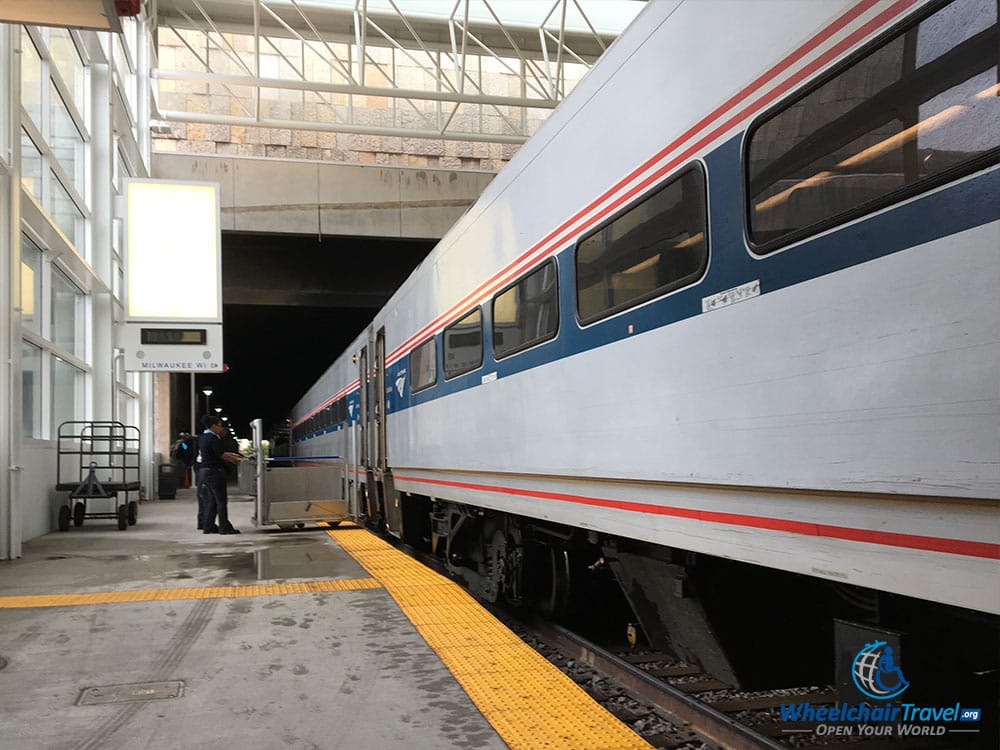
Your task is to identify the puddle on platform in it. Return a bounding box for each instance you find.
[161,539,353,583]
[164,552,255,581]
[253,540,351,582]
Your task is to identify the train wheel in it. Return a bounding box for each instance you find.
[536,546,571,620]
[127,501,138,526]
[58,505,71,532]
[117,505,128,530]
[73,502,86,527]
[502,529,525,607]
[482,529,507,604]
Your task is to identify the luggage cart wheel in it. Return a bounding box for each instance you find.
[73,502,86,527]
[117,505,128,531]
[58,505,71,532]
[127,501,138,526]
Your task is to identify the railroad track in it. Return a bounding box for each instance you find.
[500,618,982,750]
[514,616,787,750]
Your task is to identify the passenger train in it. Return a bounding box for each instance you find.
[289,0,998,689]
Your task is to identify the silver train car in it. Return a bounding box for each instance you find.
[290,0,998,687]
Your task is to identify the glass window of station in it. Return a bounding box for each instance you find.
[15,24,100,440]
[19,25,91,261]
[21,234,89,439]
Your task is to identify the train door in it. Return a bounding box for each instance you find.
[357,345,371,518]
[345,389,358,519]
[375,327,387,471]
[375,328,402,535]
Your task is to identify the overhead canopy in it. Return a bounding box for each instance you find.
[154,0,635,58]
[152,0,644,143]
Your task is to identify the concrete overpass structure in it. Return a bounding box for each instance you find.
[152,152,495,309]
[152,152,494,239]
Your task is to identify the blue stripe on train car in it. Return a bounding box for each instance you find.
[300,135,999,439]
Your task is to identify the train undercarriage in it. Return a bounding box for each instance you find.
[364,488,998,726]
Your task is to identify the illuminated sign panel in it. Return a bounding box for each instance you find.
[126,180,221,322]
[122,179,223,371]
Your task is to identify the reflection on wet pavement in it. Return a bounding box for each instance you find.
[254,539,351,581]
[42,537,361,584]
[167,539,357,582]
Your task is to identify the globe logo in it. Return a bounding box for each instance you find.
[852,640,910,700]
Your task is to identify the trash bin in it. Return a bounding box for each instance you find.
[158,463,177,499]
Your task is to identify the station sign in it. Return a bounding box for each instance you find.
[119,322,223,372]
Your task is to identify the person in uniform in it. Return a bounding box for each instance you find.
[196,415,242,534]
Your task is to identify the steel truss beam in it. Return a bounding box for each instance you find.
[152,0,633,144]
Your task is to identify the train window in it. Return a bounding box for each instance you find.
[746,0,999,252]
[443,307,483,379]
[492,260,559,360]
[576,164,708,325]
[410,337,437,392]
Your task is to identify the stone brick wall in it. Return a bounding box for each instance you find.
[152,122,520,170]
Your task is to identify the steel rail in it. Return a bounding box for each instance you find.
[524,616,788,750]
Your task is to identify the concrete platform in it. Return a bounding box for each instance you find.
[0,491,508,750]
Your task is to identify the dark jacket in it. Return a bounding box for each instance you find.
[197,430,227,470]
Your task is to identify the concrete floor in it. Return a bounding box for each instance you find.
[0,491,508,750]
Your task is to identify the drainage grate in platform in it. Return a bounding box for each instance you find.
[77,680,184,706]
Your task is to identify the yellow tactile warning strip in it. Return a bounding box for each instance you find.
[325,524,653,750]
[0,577,381,609]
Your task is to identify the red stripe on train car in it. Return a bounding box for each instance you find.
[393,474,1000,560]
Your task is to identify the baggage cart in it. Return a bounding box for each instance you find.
[55,421,141,531]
